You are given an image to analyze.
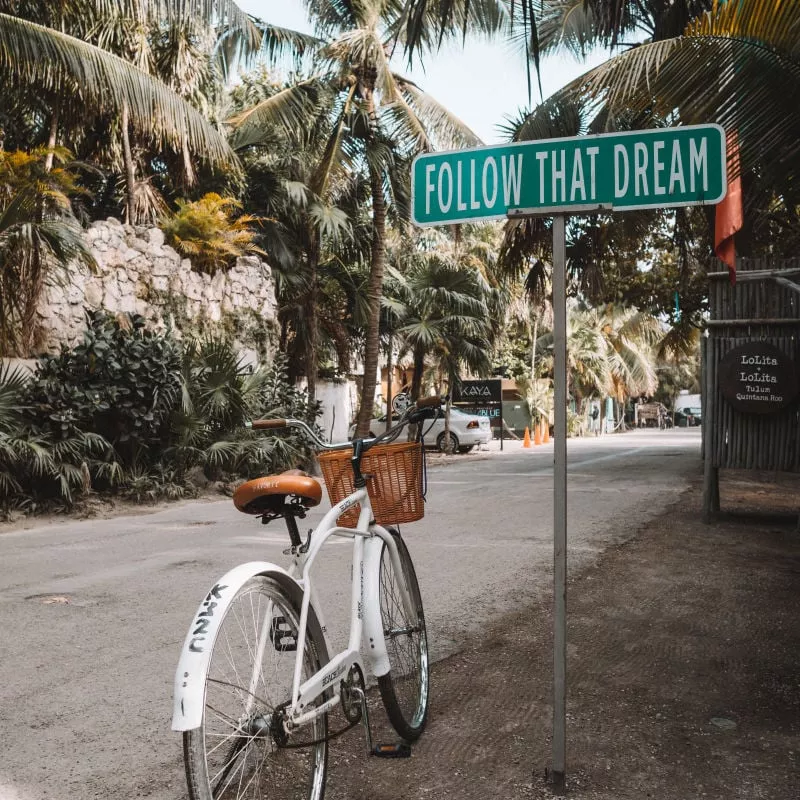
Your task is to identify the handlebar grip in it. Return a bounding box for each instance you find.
[250,419,287,430]
[416,396,443,409]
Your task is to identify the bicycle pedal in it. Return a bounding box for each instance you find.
[269,616,297,652]
[372,743,411,759]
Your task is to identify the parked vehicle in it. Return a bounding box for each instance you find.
[674,405,702,427]
[349,407,492,452]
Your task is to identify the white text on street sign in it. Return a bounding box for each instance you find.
[411,124,727,226]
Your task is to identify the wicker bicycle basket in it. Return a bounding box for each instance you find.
[318,441,424,528]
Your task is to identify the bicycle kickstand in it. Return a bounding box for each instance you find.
[350,684,411,759]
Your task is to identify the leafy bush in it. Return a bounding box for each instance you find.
[0,311,320,515]
[161,193,265,275]
[0,361,113,513]
[25,311,182,470]
[170,342,320,480]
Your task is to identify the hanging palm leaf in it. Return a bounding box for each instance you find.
[0,13,236,167]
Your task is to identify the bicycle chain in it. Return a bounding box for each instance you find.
[278,665,366,750]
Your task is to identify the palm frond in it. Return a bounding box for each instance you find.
[227,79,321,150]
[0,363,30,432]
[558,1,800,179]
[0,13,237,166]
[308,202,352,243]
[392,76,483,150]
[395,0,514,62]
[537,0,600,59]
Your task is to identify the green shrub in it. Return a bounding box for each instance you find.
[0,360,113,513]
[0,312,320,514]
[161,193,265,275]
[25,311,182,471]
[170,343,320,480]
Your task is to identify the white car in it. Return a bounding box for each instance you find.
[349,407,492,453]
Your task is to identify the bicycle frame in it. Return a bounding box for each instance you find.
[172,480,418,734]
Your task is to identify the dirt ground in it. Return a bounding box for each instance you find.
[325,469,800,799]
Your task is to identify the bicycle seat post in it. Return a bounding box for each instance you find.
[284,510,302,549]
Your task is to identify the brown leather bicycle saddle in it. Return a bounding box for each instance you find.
[233,469,323,515]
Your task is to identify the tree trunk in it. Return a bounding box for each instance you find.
[407,345,426,442]
[182,139,197,188]
[530,314,539,422]
[305,237,320,404]
[120,102,136,224]
[355,86,387,437]
[443,376,454,454]
[385,332,393,432]
[44,108,59,172]
[410,345,425,402]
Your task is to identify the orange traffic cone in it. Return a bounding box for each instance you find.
[542,420,550,443]
[533,423,543,445]
[522,427,531,448]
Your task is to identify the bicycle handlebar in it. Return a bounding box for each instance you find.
[250,418,287,430]
[247,396,445,451]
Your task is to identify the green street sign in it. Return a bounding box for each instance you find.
[411,124,726,226]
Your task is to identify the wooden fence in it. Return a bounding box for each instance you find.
[702,257,800,518]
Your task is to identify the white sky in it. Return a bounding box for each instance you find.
[238,0,610,144]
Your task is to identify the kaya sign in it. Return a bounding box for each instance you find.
[718,342,799,414]
[453,379,502,403]
[412,124,726,225]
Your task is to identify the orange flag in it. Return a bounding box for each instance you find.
[714,130,743,285]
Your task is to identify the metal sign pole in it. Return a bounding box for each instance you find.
[506,204,608,794]
[551,213,568,794]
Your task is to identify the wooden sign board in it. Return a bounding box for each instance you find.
[718,341,799,414]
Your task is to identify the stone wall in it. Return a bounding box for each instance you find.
[36,218,278,356]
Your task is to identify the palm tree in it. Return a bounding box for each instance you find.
[228,1,482,433]
[538,303,610,407]
[228,74,374,401]
[536,302,660,429]
[504,272,554,423]
[0,1,270,221]
[384,247,494,450]
[528,0,800,236]
[0,147,95,355]
[599,305,660,419]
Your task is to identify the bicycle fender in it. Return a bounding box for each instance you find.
[362,535,391,677]
[171,561,300,732]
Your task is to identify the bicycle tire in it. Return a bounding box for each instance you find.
[377,531,430,741]
[183,575,329,800]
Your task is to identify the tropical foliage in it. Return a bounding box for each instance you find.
[161,193,266,275]
[0,1,251,220]
[0,312,319,516]
[227,0,484,434]
[5,0,772,502]
[0,147,95,355]
[501,0,800,284]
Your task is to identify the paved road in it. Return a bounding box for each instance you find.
[0,428,700,800]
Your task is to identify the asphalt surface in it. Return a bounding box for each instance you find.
[0,428,701,800]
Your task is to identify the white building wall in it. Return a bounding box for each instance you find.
[316,380,357,443]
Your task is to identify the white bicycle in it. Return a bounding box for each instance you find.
[172,398,441,799]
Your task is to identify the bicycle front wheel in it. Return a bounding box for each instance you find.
[377,531,430,741]
[183,575,329,800]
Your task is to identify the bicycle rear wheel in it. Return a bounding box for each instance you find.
[377,531,429,741]
[183,575,329,800]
